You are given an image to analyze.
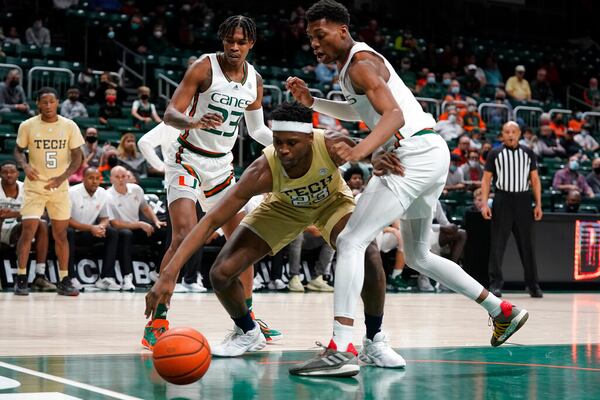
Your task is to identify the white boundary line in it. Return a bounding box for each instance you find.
[0,361,142,400]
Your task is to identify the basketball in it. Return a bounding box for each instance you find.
[152,328,212,385]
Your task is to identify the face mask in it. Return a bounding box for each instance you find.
[86,136,98,144]
[131,23,140,30]
[106,95,117,103]
[594,167,600,175]
[83,75,93,83]
[482,150,489,160]
[443,78,451,85]
[576,112,583,120]
[569,160,579,171]
[451,86,460,94]
[496,97,505,102]
[140,94,149,101]
[581,130,588,136]
[468,160,478,168]
[468,105,476,113]
[449,165,458,173]
[33,21,42,30]
[448,115,457,123]
[153,30,163,38]
[401,63,410,70]
[9,80,19,88]
[107,155,118,168]
[566,204,580,213]
[427,77,435,84]
[107,31,115,39]
[68,95,78,102]
[555,118,563,124]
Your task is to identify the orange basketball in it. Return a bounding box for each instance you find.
[152,327,212,385]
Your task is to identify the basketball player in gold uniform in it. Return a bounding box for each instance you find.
[13,87,84,296]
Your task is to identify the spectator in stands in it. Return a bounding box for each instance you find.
[583,77,600,110]
[505,65,531,102]
[0,161,52,291]
[343,166,365,196]
[519,127,542,157]
[431,200,468,282]
[445,154,465,193]
[99,88,123,124]
[441,72,452,91]
[0,69,30,115]
[480,142,492,163]
[96,72,125,105]
[4,26,22,45]
[462,100,486,133]
[131,86,161,128]
[435,106,464,141]
[358,19,384,51]
[314,62,339,89]
[82,128,104,168]
[146,23,169,55]
[559,129,583,157]
[76,68,95,104]
[312,111,348,135]
[60,88,88,119]
[460,64,481,97]
[530,68,554,104]
[287,226,335,293]
[376,220,409,292]
[418,72,443,99]
[575,124,600,153]
[553,155,595,198]
[444,80,467,104]
[550,113,567,138]
[398,57,416,90]
[25,18,51,47]
[568,112,584,133]
[585,158,600,196]
[562,190,583,213]
[117,132,148,181]
[107,166,166,291]
[538,123,566,158]
[452,135,471,165]
[68,167,120,291]
[469,129,484,150]
[123,14,147,54]
[460,150,484,188]
[99,148,119,182]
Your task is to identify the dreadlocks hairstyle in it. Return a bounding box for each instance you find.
[217,15,257,42]
[270,102,313,123]
[306,0,350,25]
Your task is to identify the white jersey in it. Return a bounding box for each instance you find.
[0,180,24,228]
[338,42,436,146]
[178,53,258,156]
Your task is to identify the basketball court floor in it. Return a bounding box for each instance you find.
[0,291,599,399]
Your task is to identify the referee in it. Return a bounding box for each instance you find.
[481,121,543,298]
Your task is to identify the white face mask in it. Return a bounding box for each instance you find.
[448,115,457,123]
[468,160,479,167]
[153,31,163,38]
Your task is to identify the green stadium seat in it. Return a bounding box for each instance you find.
[58,61,83,72]
[140,177,165,190]
[20,45,42,58]
[1,42,20,56]
[42,46,66,59]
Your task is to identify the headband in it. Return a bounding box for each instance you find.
[271,120,313,134]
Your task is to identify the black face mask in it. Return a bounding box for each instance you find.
[107,155,118,168]
[85,136,98,144]
[594,167,600,175]
[566,204,580,213]
[9,80,19,88]
[482,151,489,160]
[140,94,149,101]
[69,96,78,102]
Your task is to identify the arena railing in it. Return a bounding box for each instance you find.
[0,63,23,82]
[514,106,544,131]
[416,97,441,119]
[27,67,74,99]
[548,108,573,123]
[285,88,324,103]
[326,90,345,100]
[263,85,283,106]
[157,73,179,104]
[113,40,147,86]
[478,102,512,132]
[441,100,468,113]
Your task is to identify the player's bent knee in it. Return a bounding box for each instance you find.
[209,265,233,291]
[336,229,368,252]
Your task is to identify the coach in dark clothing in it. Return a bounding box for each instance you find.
[481,121,543,298]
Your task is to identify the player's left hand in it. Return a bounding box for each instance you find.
[145,276,176,319]
[373,152,405,176]
[332,141,362,162]
[533,205,543,221]
[44,176,65,190]
[155,221,167,229]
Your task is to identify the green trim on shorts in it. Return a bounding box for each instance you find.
[412,128,437,137]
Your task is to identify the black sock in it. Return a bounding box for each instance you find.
[365,313,383,340]
[232,310,255,334]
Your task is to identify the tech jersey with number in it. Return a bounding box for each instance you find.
[16,115,84,191]
[338,42,437,147]
[263,129,353,209]
[177,53,257,156]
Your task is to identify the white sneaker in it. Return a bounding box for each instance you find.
[121,274,135,292]
[182,282,207,293]
[173,283,189,293]
[267,279,287,291]
[359,332,406,368]
[252,276,265,292]
[417,274,435,292]
[149,271,159,282]
[70,278,83,291]
[306,275,334,292]
[95,277,121,291]
[211,324,266,357]
[288,275,305,292]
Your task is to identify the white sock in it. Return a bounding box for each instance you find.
[35,263,46,275]
[480,293,503,317]
[332,320,353,351]
[391,269,403,279]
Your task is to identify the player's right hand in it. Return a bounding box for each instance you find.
[481,205,492,220]
[24,165,40,181]
[139,221,155,236]
[145,276,176,319]
[192,112,223,130]
[372,152,405,176]
[286,77,314,107]
[90,225,105,238]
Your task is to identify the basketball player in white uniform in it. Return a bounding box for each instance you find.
[141,16,280,350]
[287,0,529,376]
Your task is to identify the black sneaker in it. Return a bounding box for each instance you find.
[56,276,79,296]
[289,340,359,377]
[490,301,529,347]
[490,287,502,298]
[32,274,57,292]
[527,285,543,298]
[14,275,29,296]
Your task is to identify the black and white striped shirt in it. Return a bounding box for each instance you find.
[484,145,537,192]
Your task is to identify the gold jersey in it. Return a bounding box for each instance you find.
[263,129,353,209]
[16,115,84,192]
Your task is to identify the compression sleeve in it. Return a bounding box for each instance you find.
[244,108,273,146]
[310,97,362,122]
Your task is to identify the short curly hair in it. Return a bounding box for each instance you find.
[306,0,350,25]
[270,102,312,123]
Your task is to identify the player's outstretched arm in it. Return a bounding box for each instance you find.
[163,57,222,131]
[145,156,273,317]
[244,73,273,147]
